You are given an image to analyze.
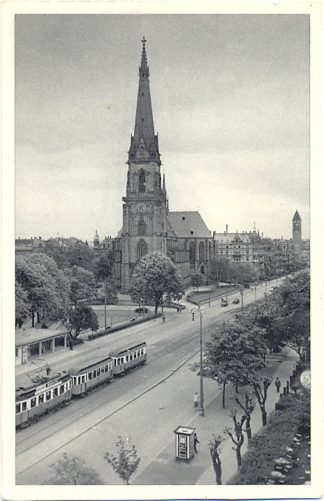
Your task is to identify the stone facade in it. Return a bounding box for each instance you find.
[212,225,264,274]
[114,39,213,292]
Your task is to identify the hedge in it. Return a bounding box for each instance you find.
[229,392,310,484]
[87,313,162,340]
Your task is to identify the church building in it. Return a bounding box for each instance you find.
[113,38,213,292]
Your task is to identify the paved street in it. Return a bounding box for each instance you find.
[16,278,290,485]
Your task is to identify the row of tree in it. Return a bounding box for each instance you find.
[208,258,258,285]
[15,253,99,331]
[203,270,309,411]
[37,239,113,280]
[202,270,310,483]
[16,251,184,338]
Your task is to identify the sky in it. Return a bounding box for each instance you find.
[15,14,310,241]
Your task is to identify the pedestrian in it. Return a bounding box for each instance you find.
[162,316,165,322]
[194,430,200,453]
[275,377,281,393]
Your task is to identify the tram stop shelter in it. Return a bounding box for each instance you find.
[174,425,195,461]
[15,327,69,366]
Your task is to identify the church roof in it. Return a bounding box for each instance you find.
[167,211,211,238]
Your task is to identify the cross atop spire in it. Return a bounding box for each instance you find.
[139,35,149,78]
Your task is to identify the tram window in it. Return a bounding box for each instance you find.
[69,380,72,389]
[53,388,58,397]
[81,376,85,384]
[141,349,143,355]
[125,355,128,362]
[88,372,92,380]
[92,370,96,378]
[16,403,21,414]
[96,369,100,376]
[22,401,27,411]
[104,365,108,372]
[38,394,44,404]
[31,397,37,408]
[46,391,51,400]
[134,352,137,359]
[130,354,133,361]
[77,377,81,385]
[101,367,105,374]
[60,385,64,393]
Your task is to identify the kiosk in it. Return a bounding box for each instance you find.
[174,426,195,461]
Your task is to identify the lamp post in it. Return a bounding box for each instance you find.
[191,305,204,416]
[104,294,107,329]
[240,285,244,311]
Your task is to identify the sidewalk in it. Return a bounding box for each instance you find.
[133,347,298,485]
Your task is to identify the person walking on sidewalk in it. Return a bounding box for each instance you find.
[194,430,200,453]
[275,377,281,393]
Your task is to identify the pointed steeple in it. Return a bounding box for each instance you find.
[128,37,160,165]
[293,210,301,221]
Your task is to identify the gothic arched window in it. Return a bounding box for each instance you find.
[138,217,146,236]
[139,169,146,193]
[199,241,205,261]
[137,239,148,261]
[189,241,195,268]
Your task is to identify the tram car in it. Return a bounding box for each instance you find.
[69,355,114,397]
[111,341,147,375]
[16,373,72,428]
[15,340,148,428]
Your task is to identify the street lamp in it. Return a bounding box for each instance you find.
[191,305,204,416]
[240,285,244,311]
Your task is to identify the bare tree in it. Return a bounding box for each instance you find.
[234,392,255,442]
[252,377,272,426]
[104,436,140,485]
[209,434,224,485]
[224,411,246,468]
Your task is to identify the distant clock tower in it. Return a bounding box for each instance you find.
[120,38,168,291]
[292,210,302,242]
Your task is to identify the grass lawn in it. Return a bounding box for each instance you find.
[188,286,238,304]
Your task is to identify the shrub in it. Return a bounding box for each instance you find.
[229,392,310,484]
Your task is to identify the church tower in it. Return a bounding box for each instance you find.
[292,210,302,256]
[292,210,302,242]
[120,38,168,291]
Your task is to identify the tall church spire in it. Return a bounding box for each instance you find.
[128,37,160,165]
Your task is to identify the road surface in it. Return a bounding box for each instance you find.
[16,278,285,484]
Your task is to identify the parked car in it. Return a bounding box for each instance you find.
[221,300,228,307]
[232,298,240,304]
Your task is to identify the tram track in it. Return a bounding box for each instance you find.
[17,342,200,475]
[16,283,278,480]
[16,308,231,456]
